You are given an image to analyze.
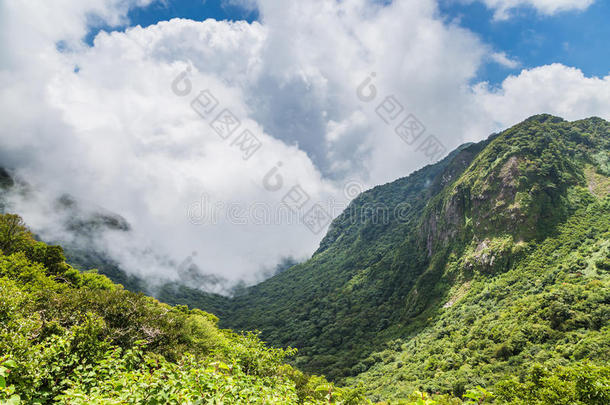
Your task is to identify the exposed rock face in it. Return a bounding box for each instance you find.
[463,236,516,275]
[422,117,587,259]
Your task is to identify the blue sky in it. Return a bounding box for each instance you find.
[85,0,609,86]
[85,0,258,44]
[439,0,610,85]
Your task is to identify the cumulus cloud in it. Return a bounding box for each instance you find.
[471,0,595,20]
[1,14,335,291]
[474,64,610,126]
[0,0,608,293]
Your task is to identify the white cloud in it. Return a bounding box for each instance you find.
[490,52,520,69]
[0,0,608,293]
[473,0,595,20]
[474,64,610,127]
[1,14,337,291]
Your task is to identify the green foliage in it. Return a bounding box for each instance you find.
[211,116,610,390]
[351,202,610,400]
[56,347,302,404]
[0,214,33,256]
[0,214,366,404]
[495,361,610,404]
[463,386,494,404]
[0,357,20,405]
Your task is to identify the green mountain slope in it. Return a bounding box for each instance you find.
[1,114,609,404]
[216,115,610,398]
[353,197,610,401]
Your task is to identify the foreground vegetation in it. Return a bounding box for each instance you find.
[0,214,371,404]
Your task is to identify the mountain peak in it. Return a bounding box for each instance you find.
[522,113,566,124]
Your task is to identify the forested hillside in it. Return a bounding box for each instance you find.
[218,115,610,401]
[1,115,609,403]
[0,214,370,404]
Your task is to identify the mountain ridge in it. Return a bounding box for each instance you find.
[1,114,609,403]
[214,114,610,393]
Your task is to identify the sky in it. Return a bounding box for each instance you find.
[0,0,609,293]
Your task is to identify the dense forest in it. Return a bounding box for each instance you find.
[1,114,609,403]
[217,115,610,397]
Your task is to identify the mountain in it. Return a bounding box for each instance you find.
[1,114,609,403]
[214,114,610,400]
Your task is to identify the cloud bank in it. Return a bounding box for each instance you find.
[0,0,608,293]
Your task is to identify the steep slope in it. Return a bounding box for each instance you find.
[220,114,610,392]
[224,141,487,379]
[353,198,610,400]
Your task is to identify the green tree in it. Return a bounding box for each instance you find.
[0,214,32,255]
